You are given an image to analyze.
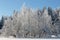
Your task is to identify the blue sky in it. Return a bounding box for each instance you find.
[0,0,60,19]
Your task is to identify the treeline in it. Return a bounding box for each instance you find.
[0,6,60,38]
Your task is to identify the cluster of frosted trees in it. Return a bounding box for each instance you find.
[0,5,60,38]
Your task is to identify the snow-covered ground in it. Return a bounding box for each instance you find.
[0,37,60,40]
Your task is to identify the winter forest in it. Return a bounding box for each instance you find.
[0,5,60,38]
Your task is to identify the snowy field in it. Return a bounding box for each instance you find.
[0,36,60,40]
[0,38,59,40]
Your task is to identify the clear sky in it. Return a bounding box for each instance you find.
[0,0,60,19]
